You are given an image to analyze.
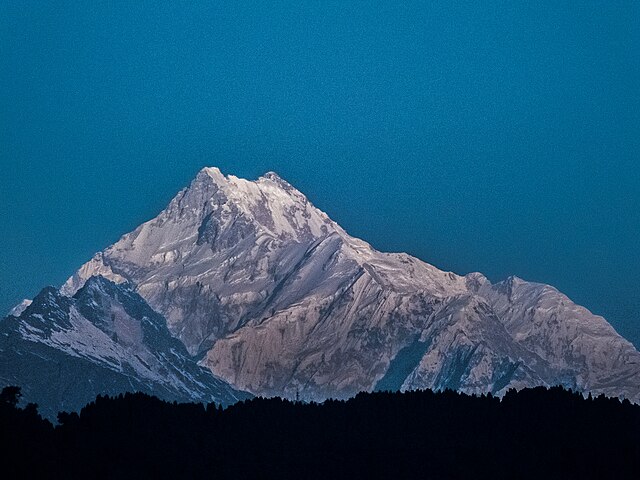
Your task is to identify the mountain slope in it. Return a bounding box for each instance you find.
[61,167,640,402]
[467,274,640,400]
[0,276,249,419]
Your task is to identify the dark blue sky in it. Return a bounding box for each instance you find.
[1,2,639,346]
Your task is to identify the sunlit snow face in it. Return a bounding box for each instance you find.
[202,167,331,241]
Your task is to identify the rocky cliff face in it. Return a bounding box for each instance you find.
[1,276,249,419]
[60,167,640,402]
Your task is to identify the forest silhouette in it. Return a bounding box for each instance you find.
[1,385,638,479]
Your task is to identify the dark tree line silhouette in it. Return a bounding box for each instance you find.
[1,385,638,479]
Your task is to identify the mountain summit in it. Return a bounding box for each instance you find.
[52,167,640,402]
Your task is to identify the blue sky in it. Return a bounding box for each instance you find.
[1,2,639,346]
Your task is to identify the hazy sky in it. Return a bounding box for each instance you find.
[1,2,639,346]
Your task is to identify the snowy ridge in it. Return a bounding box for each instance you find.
[8,299,32,317]
[50,166,640,402]
[1,276,249,419]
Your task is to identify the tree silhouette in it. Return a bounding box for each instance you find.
[0,385,21,407]
[1,385,638,479]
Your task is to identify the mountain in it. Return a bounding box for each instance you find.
[57,167,640,402]
[8,299,32,317]
[0,276,249,419]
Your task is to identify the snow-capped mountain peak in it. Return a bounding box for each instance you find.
[54,167,640,403]
[1,275,249,419]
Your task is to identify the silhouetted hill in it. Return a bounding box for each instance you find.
[1,386,638,479]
